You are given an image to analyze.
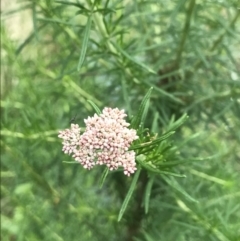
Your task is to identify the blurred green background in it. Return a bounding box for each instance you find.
[1,0,240,240]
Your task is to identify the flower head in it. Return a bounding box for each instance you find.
[58,107,138,176]
[58,124,81,155]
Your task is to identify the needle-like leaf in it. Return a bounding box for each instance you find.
[77,15,92,71]
[118,168,141,221]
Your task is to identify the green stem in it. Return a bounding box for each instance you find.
[175,0,196,68]
[87,2,118,55]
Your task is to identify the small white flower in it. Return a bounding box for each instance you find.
[58,107,138,176]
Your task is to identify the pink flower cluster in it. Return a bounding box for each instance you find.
[58,107,139,176]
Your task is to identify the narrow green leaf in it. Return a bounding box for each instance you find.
[151,112,159,132]
[155,159,197,167]
[77,15,92,71]
[110,41,156,74]
[145,131,175,147]
[16,24,47,55]
[55,1,88,10]
[153,153,220,168]
[167,113,188,132]
[87,100,101,115]
[130,87,153,129]
[93,7,116,15]
[194,46,210,68]
[143,80,184,104]
[63,76,101,106]
[130,131,175,151]
[153,170,186,177]
[121,76,131,115]
[32,3,38,41]
[37,17,83,26]
[99,167,109,188]
[144,175,155,214]
[118,168,141,221]
[16,32,35,55]
[162,176,198,202]
[136,156,186,177]
[62,161,78,164]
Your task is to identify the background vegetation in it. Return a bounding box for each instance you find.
[1,0,240,240]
